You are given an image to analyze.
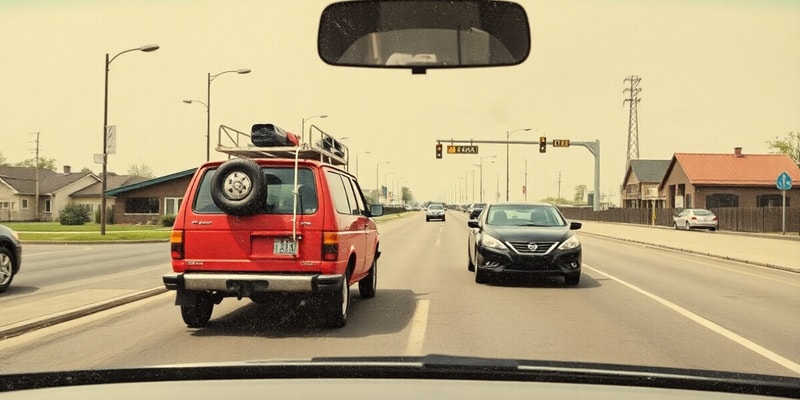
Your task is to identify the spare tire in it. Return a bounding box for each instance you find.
[210,159,266,216]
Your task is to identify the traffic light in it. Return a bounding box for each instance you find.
[539,136,547,153]
[435,143,443,159]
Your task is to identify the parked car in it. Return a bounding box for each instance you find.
[0,223,22,293]
[467,203,486,220]
[425,203,446,222]
[163,133,383,329]
[673,208,718,231]
[467,203,582,285]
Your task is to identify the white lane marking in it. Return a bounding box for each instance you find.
[584,264,800,375]
[405,299,430,355]
[654,251,800,288]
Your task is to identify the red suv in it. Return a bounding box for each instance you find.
[163,124,382,328]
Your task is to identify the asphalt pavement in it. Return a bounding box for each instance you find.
[1,217,797,341]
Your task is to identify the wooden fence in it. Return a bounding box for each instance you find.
[558,206,800,234]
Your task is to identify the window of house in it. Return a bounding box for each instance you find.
[706,193,739,208]
[44,199,51,213]
[0,201,9,210]
[125,197,160,214]
[21,199,28,209]
[164,197,182,215]
[757,194,788,208]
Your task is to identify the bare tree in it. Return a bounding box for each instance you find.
[128,163,155,179]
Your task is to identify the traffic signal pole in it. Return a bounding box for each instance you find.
[435,138,601,211]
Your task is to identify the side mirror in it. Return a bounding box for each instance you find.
[370,204,384,217]
[569,221,582,230]
[467,220,480,229]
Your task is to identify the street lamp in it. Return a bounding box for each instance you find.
[476,155,496,203]
[506,128,531,201]
[181,99,207,160]
[355,151,371,177]
[202,68,251,161]
[101,43,159,236]
[376,161,390,204]
[301,114,328,143]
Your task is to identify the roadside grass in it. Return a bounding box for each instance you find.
[4,222,171,242]
[6,214,413,242]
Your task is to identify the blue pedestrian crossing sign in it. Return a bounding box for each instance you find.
[776,171,792,190]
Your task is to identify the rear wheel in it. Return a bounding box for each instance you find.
[180,293,214,328]
[467,247,475,272]
[325,272,351,328]
[0,248,15,293]
[685,221,691,230]
[358,258,377,298]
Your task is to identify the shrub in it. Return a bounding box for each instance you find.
[60,203,92,225]
[160,214,176,227]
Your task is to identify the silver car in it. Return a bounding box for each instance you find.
[426,203,446,222]
[673,209,718,231]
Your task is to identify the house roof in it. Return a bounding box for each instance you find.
[625,159,670,184]
[660,152,800,189]
[71,174,149,198]
[105,168,197,196]
[0,166,97,195]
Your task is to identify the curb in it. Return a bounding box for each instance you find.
[0,286,168,341]
[580,231,800,274]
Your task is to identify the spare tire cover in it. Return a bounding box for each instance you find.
[210,159,266,216]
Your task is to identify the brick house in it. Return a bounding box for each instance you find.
[621,159,670,208]
[659,148,800,209]
[104,169,196,224]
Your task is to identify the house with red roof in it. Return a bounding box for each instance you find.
[658,147,800,209]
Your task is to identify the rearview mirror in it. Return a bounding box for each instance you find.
[318,0,531,74]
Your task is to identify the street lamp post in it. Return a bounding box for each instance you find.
[376,161,390,204]
[476,156,496,203]
[101,43,159,236]
[301,114,328,143]
[355,151,371,177]
[204,68,251,161]
[506,128,531,201]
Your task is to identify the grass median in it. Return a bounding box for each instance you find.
[4,222,171,242]
[6,213,415,242]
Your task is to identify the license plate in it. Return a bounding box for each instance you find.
[273,239,297,255]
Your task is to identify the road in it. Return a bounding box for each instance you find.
[0,212,798,379]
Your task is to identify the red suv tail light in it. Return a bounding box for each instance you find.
[171,230,184,259]
[322,232,339,261]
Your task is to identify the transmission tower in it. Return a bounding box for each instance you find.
[623,75,641,174]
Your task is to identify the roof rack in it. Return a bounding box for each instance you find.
[215,124,349,168]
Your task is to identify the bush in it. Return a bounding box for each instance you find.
[60,203,92,225]
[94,206,115,224]
[160,214,176,227]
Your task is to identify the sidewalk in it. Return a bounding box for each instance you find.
[577,221,800,273]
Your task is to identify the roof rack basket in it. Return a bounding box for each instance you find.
[215,124,349,169]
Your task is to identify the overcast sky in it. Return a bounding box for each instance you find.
[1,0,798,204]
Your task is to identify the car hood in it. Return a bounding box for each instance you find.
[483,225,572,243]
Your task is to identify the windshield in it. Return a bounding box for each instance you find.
[1,0,800,391]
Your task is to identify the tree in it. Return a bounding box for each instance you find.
[128,163,155,179]
[766,131,800,167]
[15,157,57,171]
[401,186,414,203]
[80,167,94,174]
[573,184,587,203]
[540,196,577,205]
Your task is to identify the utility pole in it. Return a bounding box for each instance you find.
[624,75,641,175]
[30,132,41,220]
[557,171,562,200]
[524,160,528,201]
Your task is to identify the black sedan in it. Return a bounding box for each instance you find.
[467,203,582,285]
